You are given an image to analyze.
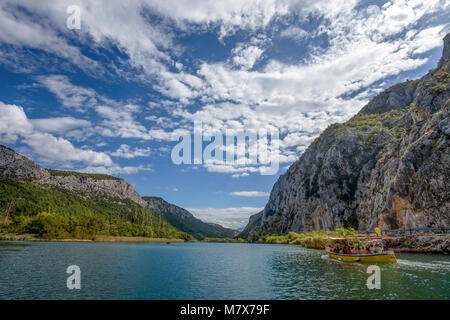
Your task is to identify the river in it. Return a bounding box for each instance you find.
[0,241,448,299]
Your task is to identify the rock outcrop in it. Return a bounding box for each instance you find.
[242,33,450,238]
[0,145,50,181]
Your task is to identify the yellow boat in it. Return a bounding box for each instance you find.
[326,235,397,263]
[326,250,397,263]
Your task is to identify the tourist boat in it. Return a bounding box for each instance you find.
[326,236,397,263]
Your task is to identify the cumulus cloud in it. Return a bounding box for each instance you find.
[36,75,101,111]
[231,42,265,70]
[0,101,154,174]
[0,102,33,143]
[22,132,112,166]
[110,144,151,159]
[30,117,91,134]
[0,2,101,75]
[280,26,310,41]
[1,0,449,178]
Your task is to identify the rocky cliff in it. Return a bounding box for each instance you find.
[242,33,450,238]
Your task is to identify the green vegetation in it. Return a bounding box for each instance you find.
[429,67,449,93]
[430,82,447,93]
[0,180,194,241]
[47,169,121,181]
[239,211,263,239]
[385,78,420,93]
[340,108,407,149]
[0,242,29,247]
[251,228,358,249]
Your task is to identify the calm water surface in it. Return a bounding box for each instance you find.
[0,241,448,299]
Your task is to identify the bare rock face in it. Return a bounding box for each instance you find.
[358,100,450,231]
[144,196,193,220]
[243,33,450,237]
[438,33,450,69]
[44,174,147,207]
[0,145,50,181]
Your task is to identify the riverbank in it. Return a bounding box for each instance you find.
[385,234,449,254]
[204,228,449,254]
[0,233,186,243]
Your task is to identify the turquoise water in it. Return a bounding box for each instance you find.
[0,241,448,299]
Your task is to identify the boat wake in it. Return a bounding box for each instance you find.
[396,259,450,271]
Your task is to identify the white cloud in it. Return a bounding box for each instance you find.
[30,117,91,134]
[231,44,265,70]
[230,191,270,197]
[187,207,264,229]
[37,75,97,110]
[0,101,150,174]
[0,102,33,143]
[0,2,101,75]
[110,144,151,159]
[22,132,112,166]
[1,0,449,178]
[280,26,310,41]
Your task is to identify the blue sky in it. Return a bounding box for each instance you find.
[0,0,449,229]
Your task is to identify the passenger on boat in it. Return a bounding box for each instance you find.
[369,244,376,254]
[375,244,382,253]
[333,242,339,253]
[360,246,368,254]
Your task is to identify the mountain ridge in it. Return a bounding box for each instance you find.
[0,145,233,239]
[143,196,236,239]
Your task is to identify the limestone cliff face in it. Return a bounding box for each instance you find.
[45,174,147,206]
[358,86,450,230]
[0,145,146,206]
[0,145,50,181]
[243,33,450,237]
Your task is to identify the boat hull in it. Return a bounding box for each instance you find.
[327,251,397,263]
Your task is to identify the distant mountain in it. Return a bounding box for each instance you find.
[143,196,236,240]
[0,145,192,240]
[242,33,450,238]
